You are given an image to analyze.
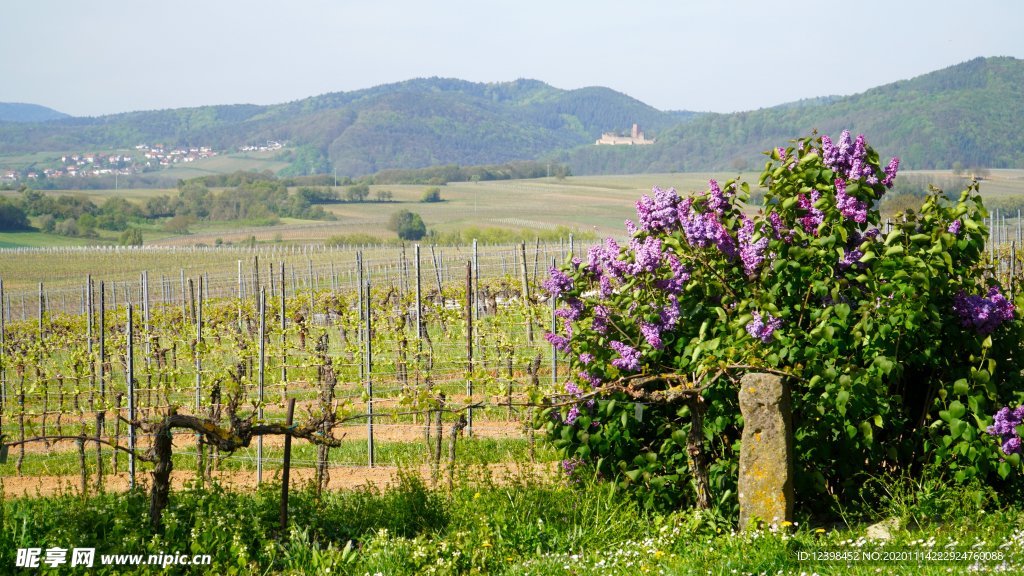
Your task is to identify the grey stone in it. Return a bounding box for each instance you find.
[738,372,794,530]
[866,517,901,540]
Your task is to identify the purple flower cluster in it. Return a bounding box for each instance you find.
[948,219,962,235]
[768,212,793,243]
[610,340,641,372]
[542,267,574,298]
[797,190,824,234]
[746,311,782,343]
[592,304,610,334]
[953,287,1016,335]
[555,298,585,322]
[657,254,690,294]
[660,294,681,329]
[545,332,571,352]
[578,352,595,365]
[579,371,602,387]
[882,157,900,188]
[738,216,769,276]
[635,187,682,233]
[630,236,663,273]
[821,130,899,189]
[680,198,737,258]
[562,457,585,477]
[640,321,664,349]
[986,406,1024,456]
[834,178,868,223]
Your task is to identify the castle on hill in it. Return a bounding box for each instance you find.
[595,123,654,145]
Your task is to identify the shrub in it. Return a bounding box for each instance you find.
[387,210,427,241]
[421,187,442,203]
[541,131,1024,515]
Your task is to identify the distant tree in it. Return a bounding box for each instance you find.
[37,213,56,233]
[421,187,442,203]
[952,161,964,176]
[0,198,30,231]
[119,227,143,246]
[375,190,393,202]
[387,209,427,241]
[162,214,194,234]
[54,217,79,237]
[345,184,370,202]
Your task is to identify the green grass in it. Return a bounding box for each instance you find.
[1,469,1022,575]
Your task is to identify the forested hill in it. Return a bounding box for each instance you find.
[0,78,687,176]
[0,103,69,122]
[562,56,1024,174]
[1,57,1021,177]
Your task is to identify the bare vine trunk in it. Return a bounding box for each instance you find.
[686,395,712,510]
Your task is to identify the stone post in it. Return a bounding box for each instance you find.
[738,372,793,530]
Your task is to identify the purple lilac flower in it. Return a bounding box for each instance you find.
[610,340,641,372]
[986,406,1024,456]
[562,318,573,337]
[706,179,731,214]
[625,219,638,236]
[660,295,681,329]
[834,178,868,223]
[822,130,878,185]
[797,190,824,235]
[555,298,584,322]
[838,249,864,270]
[565,381,582,396]
[599,275,614,298]
[953,287,1016,335]
[579,371,602,387]
[542,267,574,298]
[657,254,690,294]
[545,332,571,352]
[565,405,581,425]
[578,353,595,365]
[630,235,663,273]
[562,457,585,476]
[635,187,682,232]
[640,321,664,350]
[746,311,782,343]
[882,157,900,188]
[738,216,769,276]
[948,220,962,235]
[592,305,610,334]
[768,211,792,243]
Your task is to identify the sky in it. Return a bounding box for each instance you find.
[2,0,1022,117]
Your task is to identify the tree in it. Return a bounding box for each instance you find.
[345,184,370,202]
[119,227,143,246]
[421,187,442,203]
[0,198,30,231]
[375,189,393,202]
[388,209,427,240]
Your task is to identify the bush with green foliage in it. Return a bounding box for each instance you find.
[540,131,1024,515]
[118,227,143,246]
[420,187,442,203]
[388,209,427,241]
[0,198,30,231]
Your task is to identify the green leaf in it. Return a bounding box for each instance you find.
[953,378,969,395]
[949,400,967,419]
[836,390,850,416]
[998,461,1011,479]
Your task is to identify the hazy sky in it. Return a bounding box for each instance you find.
[2,1,1022,117]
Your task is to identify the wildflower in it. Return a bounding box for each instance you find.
[948,220,962,235]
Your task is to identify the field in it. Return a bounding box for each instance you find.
[4,170,1024,574]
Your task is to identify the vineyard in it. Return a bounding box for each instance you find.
[0,240,578,501]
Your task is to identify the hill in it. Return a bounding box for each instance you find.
[0,102,69,123]
[1,57,1022,178]
[0,79,686,177]
[562,56,1024,173]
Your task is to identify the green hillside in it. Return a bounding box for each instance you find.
[0,78,683,177]
[562,56,1024,173]
[1,57,1022,178]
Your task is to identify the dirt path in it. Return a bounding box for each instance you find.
[1,461,557,498]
